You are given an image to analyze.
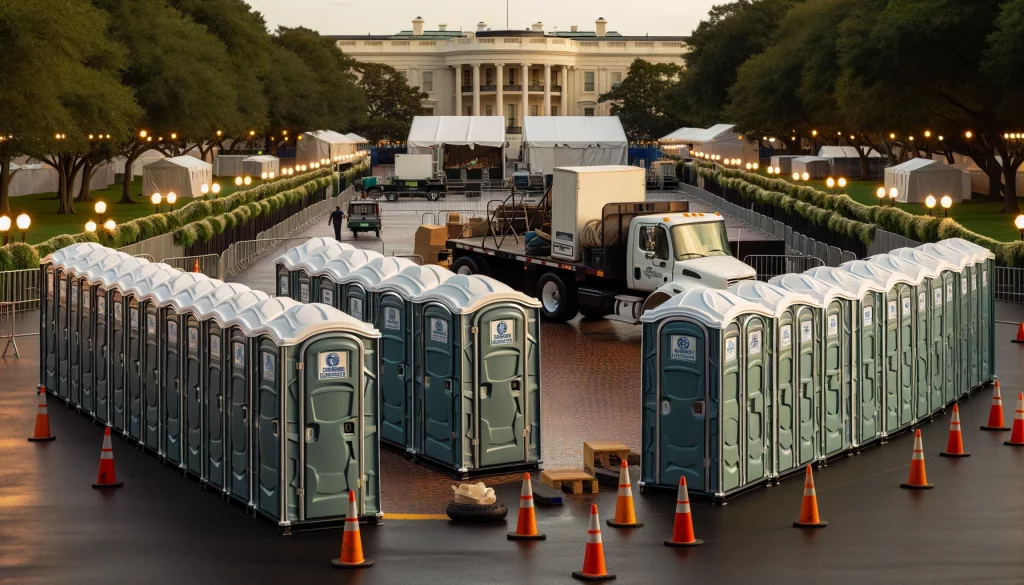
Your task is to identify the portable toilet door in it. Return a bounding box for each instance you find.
[67,250,124,413]
[100,257,150,433]
[940,239,996,383]
[205,289,269,492]
[415,275,542,476]
[638,288,774,497]
[76,252,131,418]
[292,245,352,303]
[251,304,382,527]
[59,248,111,404]
[315,249,384,313]
[344,257,416,324]
[274,238,349,298]
[938,239,990,389]
[917,243,970,404]
[373,265,455,453]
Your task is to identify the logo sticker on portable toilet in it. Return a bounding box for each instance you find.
[934,288,942,306]
[983,271,988,287]
[278,275,288,295]
[972,276,977,291]
[262,352,275,382]
[167,320,178,344]
[887,301,897,322]
[210,336,221,359]
[961,278,967,295]
[131,307,139,328]
[490,320,514,345]
[147,314,156,336]
[97,296,105,317]
[82,291,90,310]
[114,301,122,322]
[670,335,696,361]
[318,351,348,379]
[828,314,838,337]
[902,297,911,317]
[863,306,873,326]
[946,283,953,301]
[384,307,401,331]
[188,328,198,351]
[322,289,334,306]
[780,324,792,348]
[299,282,309,303]
[60,280,66,300]
[71,284,78,307]
[430,318,448,343]
[349,297,363,321]
[725,337,737,363]
[918,292,926,312]
[800,321,812,343]
[233,343,245,367]
[748,330,762,355]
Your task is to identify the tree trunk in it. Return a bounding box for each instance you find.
[985,166,1002,200]
[858,153,869,180]
[76,160,94,203]
[56,165,74,215]
[120,154,136,204]
[0,156,11,217]
[1003,161,1020,214]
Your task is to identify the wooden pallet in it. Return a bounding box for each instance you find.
[583,441,631,475]
[540,469,600,495]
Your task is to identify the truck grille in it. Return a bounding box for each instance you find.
[726,275,756,287]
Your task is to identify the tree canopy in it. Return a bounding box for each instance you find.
[354,63,427,144]
[598,59,682,142]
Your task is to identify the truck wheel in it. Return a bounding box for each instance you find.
[452,256,488,276]
[427,192,439,202]
[375,230,380,238]
[536,272,578,322]
[351,231,358,238]
[386,192,398,202]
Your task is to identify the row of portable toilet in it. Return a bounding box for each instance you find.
[639,237,995,500]
[275,238,544,477]
[38,243,383,528]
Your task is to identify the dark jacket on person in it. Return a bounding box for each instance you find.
[328,209,345,226]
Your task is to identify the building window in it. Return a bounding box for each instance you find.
[508,68,516,85]
[508,104,517,126]
[531,68,539,86]
[423,107,434,116]
[610,72,622,89]
[584,71,595,92]
[584,107,595,117]
[467,106,473,116]
[551,106,558,117]
[463,70,471,87]
[422,71,433,93]
[485,68,493,85]
[530,105,538,116]
[485,105,493,116]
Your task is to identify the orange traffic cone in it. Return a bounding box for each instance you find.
[1013,323,1024,343]
[192,259,200,273]
[606,460,642,528]
[664,476,703,547]
[900,429,934,489]
[27,386,56,442]
[331,490,373,569]
[940,403,970,457]
[793,465,827,528]
[572,504,615,582]
[981,381,1011,431]
[508,472,545,540]
[92,427,123,489]
[1004,393,1024,447]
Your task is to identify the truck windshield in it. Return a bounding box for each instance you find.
[671,222,731,259]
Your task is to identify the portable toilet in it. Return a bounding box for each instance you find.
[730,280,819,476]
[638,287,775,498]
[937,239,995,388]
[803,266,881,448]
[95,256,151,431]
[220,296,301,507]
[373,265,455,453]
[204,289,270,492]
[341,257,416,323]
[274,238,351,298]
[413,275,542,477]
[314,249,383,310]
[917,243,972,401]
[55,247,114,404]
[291,245,352,303]
[250,303,382,528]
[769,273,860,458]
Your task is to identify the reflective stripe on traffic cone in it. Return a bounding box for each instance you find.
[1004,393,1024,447]
[1012,323,1024,343]
[572,504,615,582]
[940,403,970,457]
[981,381,1010,431]
[331,490,373,569]
[900,429,934,489]
[27,386,56,442]
[92,427,123,489]
[664,476,703,546]
[508,472,546,540]
[606,460,642,528]
[793,465,828,528]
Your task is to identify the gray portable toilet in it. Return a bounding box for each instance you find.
[292,245,352,303]
[413,274,542,477]
[274,238,351,298]
[638,287,775,498]
[97,256,151,431]
[250,303,382,528]
[917,243,971,402]
[803,266,881,448]
[220,296,301,508]
[205,289,271,492]
[314,249,383,310]
[730,280,819,476]
[937,239,995,389]
[342,257,416,323]
[373,265,455,453]
[769,273,860,458]
[56,247,113,404]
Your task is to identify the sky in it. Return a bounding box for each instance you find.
[243,0,722,37]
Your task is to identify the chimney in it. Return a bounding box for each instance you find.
[571,25,578,33]
[531,21,544,32]
[477,21,487,32]
[412,16,424,36]
[438,23,447,32]
[595,17,607,37]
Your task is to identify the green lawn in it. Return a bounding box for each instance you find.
[7,176,262,244]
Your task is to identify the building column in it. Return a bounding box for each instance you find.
[495,63,504,123]
[472,64,481,117]
[559,66,569,116]
[521,63,530,120]
[454,66,462,116]
[543,64,552,116]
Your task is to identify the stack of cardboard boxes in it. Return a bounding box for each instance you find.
[415,213,491,268]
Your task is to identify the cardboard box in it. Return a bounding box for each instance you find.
[415,224,448,247]
[466,217,490,237]
[448,211,462,223]
[447,222,467,239]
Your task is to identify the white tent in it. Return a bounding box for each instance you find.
[242,155,280,177]
[885,158,970,203]
[344,133,369,148]
[659,123,758,164]
[213,154,249,177]
[407,116,507,177]
[8,161,115,197]
[296,130,357,166]
[521,116,627,172]
[142,156,213,199]
[769,155,801,174]
[818,146,886,180]
[791,156,830,179]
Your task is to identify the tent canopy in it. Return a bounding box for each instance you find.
[818,146,883,159]
[884,157,970,203]
[296,130,357,165]
[345,133,368,144]
[659,124,736,144]
[407,116,506,150]
[522,116,627,171]
[142,155,212,198]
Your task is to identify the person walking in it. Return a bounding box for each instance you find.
[328,206,345,241]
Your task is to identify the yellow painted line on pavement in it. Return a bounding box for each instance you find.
[383,513,449,521]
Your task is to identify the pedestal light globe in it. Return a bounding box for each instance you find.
[200,183,210,195]
[801,172,810,181]
[235,176,243,186]
[925,195,936,215]
[940,195,952,217]
[0,215,10,245]
[1015,214,1024,240]
[243,176,252,186]
[211,183,221,195]
[104,219,116,231]
[838,178,847,189]
[15,213,29,242]
[85,221,97,233]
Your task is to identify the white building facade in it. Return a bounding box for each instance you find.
[332,18,687,131]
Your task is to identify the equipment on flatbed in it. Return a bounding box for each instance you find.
[358,154,447,202]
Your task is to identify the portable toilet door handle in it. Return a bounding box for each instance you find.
[305,424,318,443]
[272,420,279,437]
[240,405,247,422]
[397,363,405,377]
[479,384,491,399]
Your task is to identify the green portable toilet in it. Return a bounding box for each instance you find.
[179,283,253,482]
[83,252,136,425]
[373,265,455,453]
[314,249,383,310]
[729,280,817,477]
[220,296,301,508]
[413,274,542,478]
[803,266,882,448]
[342,257,416,323]
[275,238,351,298]
[638,287,774,498]
[98,257,151,432]
[917,243,971,403]
[205,289,271,493]
[769,273,861,459]
[292,245,352,303]
[938,239,996,388]
[55,247,112,404]
[250,303,382,528]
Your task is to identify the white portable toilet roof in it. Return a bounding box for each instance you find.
[122,263,177,298]
[839,260,919,290]
[346,257,417,291]
[729,280,820,314]
[188,283,252,320]
[208,290,270,328]
[768,273,860,306]
[316,249,384,280]
[276,238,353,270]
[803,266,876,299]
[78,251,132,283]
[916,243,971,270]
[415,274,541,315]
[640,286,774,327]
[144,272,209,305]
[889,247,953,276]
[865,253,939,281]
[65,248,116,276]
[43,242,105,268]
[253,303,380,346]
[224,296,301,334]
[292,245,353,274]
[169,278,226,313]
[97,257,150,289]
[376,265,455,298]
[937,238,995,262]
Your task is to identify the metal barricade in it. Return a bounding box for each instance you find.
[995,266,1024,304]
[0,268,40,313]
[742,254,825,282]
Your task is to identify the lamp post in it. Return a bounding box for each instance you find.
[792,172,801,181]
[234,176,243,187]
[1015,215,1024,240]
[876,187,886,205]
[0,215,10,245]
[925,195,936,216]
[103,219,116,232]
[243,176,252,186]
[85,221,97,233]
[889,187,899,206]
[940,195,952,218]
[826,177,835,193]
[94,201,107,223]
[838,177,847,191]
[16,213,29,243]
[801,172,810,182]
[261,172,268,181]
[201,183,210,198]
[151,192,162,213]
[211,183,221,196]
[166,192,177,210]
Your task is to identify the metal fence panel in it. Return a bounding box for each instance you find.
[995,266,1024,304]
[866,229,920,257]
[742,254,825,282]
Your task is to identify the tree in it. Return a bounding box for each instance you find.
[264,44,329,154]
[598,59,682,142]
[353,63,426,144]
